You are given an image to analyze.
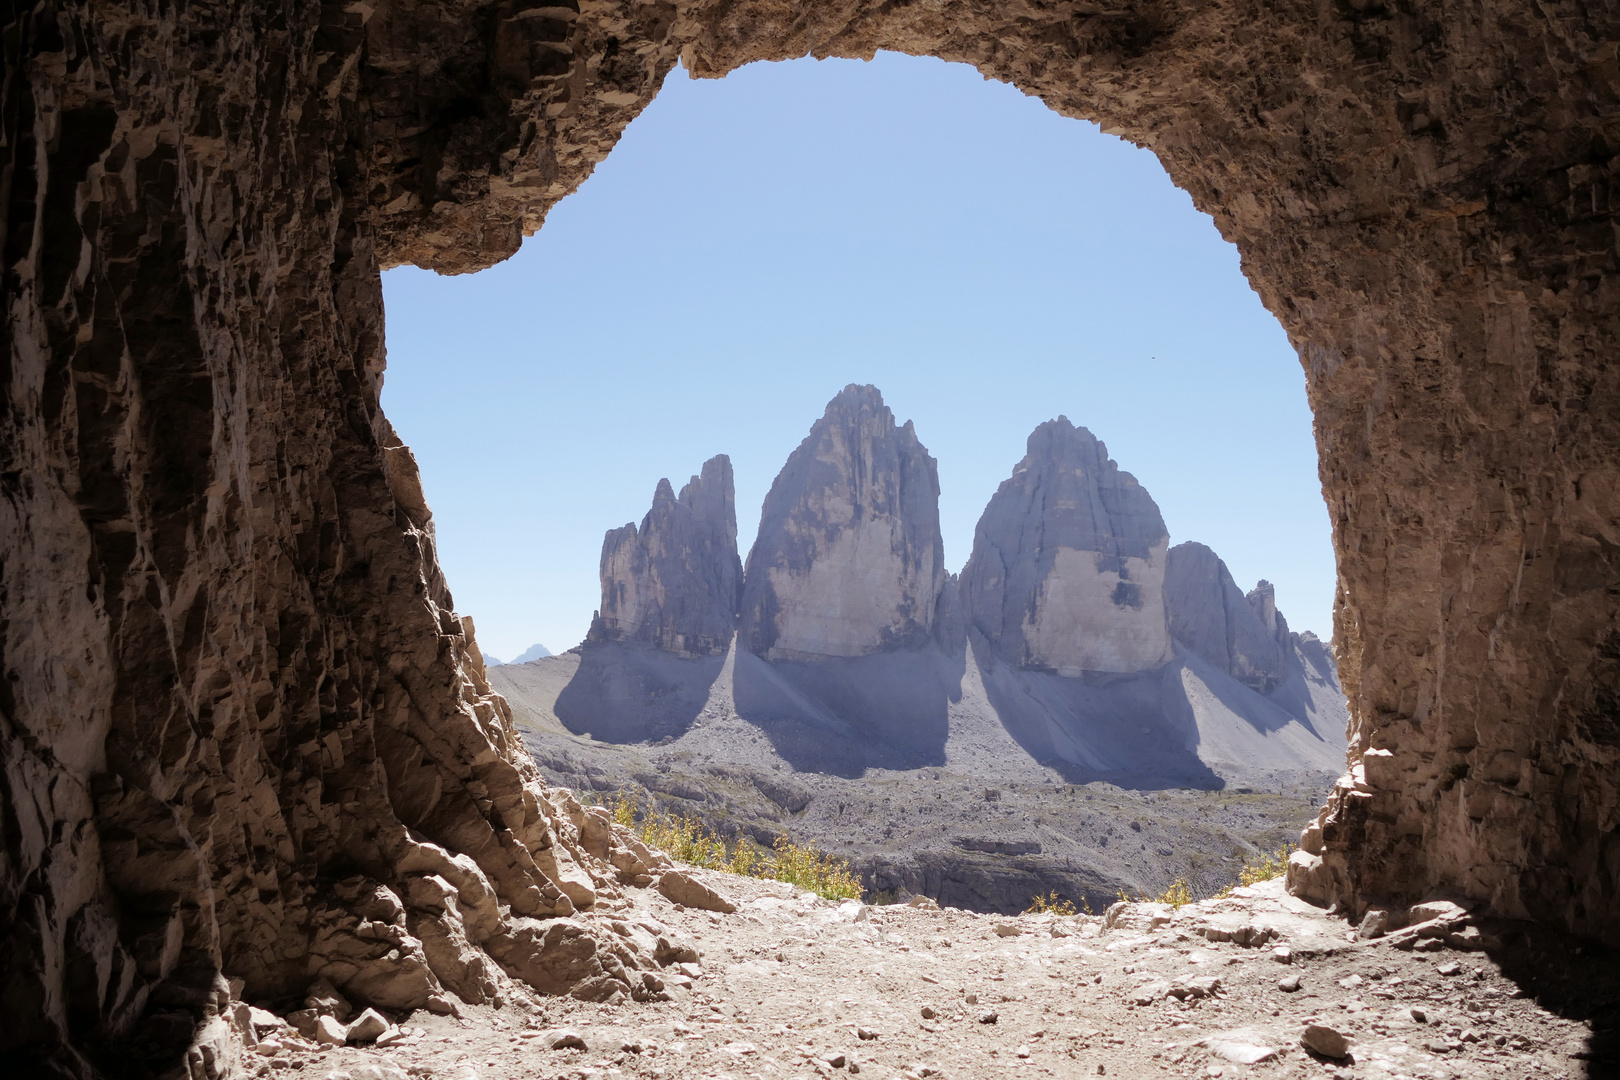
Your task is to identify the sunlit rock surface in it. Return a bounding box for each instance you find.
[739,385,946,661]
[593,454,742,657]
[1164,542,1291,693]
[961,418,1174,675]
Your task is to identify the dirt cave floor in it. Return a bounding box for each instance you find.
[257,875,1616,1080]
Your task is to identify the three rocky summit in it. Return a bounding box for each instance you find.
[487,384,1347,910]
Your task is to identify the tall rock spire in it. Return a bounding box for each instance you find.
[739,385,945,661]
[1163,542,1290,692]
[960,417,1174,675]
[594,454,741,656]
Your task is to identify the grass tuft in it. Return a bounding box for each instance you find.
[601,789,862,901]
[1023,890,1077,916]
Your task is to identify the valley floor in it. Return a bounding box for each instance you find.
[268,874,1604,1080]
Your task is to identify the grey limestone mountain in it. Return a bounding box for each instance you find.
[1163,542,1291,692]
[591,455,742,657]
[511,643,553,664]
[738,385,947,661]
[959,417,1174,675]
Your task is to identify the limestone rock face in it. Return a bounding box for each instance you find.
[739,386,945,661]
[960,418,1174,675]
[1164,543,1291,693]
[593,455,742,657]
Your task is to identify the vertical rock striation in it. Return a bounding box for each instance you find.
[1164,542,1290,693]
[739,385,945,661]
[960,418,1174,675]
[593,455,742,657]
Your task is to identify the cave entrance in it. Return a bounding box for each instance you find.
[378,52,1346,906]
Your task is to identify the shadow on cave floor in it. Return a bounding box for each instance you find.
[1482,920,1620,1074]
[554,639,726,743]
[731,645,960,777]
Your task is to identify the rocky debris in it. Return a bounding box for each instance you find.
[592,455,742,657]
[739,385,946,661]
[280,869,1603,1080]
[656,870,739,914]
[1164,542,1291,692]
[960,417,1175,675]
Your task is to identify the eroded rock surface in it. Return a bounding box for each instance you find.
[961,417,1174,675]
[738,385,946,661]
[592,455,742,657]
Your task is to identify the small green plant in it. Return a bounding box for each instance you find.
[1213,844,1294,899]
[1235,844,1293,888]
[601,789,861,901]
[1117,876,1195,909]
[1155,877,1193,908]
[1023,890,1077,916]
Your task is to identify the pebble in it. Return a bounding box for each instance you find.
[1277,974,1302,993]
[857,1027,877,1040]
[995,924,1022,937]
[978,1012,999,1024]
[1437,961,1463,976]
[1015,1045,1031,1058]
[1271,947,1292,964]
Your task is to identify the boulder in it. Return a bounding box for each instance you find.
[482,917,638,1001]
[314,1016,347,1046]
[593,455,743,657]
[1301,1024,1350,1058]
[540,1029,588,1050]
[1202,1029,1279,1065]
[345,1009,390,1044]
[960,418,1174,675]
[739,385,946,660]
[657,870,739,914]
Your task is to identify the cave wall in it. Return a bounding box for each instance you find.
[1,2,666,1075]
[4,0,1617,1073]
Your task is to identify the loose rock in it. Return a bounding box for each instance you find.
[657,870,739,914]
[1301,1024,1350,1059]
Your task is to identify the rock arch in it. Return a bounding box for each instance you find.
[4,0,1617,1073]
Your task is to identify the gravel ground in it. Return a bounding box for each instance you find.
[249,874,1607,1080]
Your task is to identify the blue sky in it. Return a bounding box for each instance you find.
[381,53,1335,662]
